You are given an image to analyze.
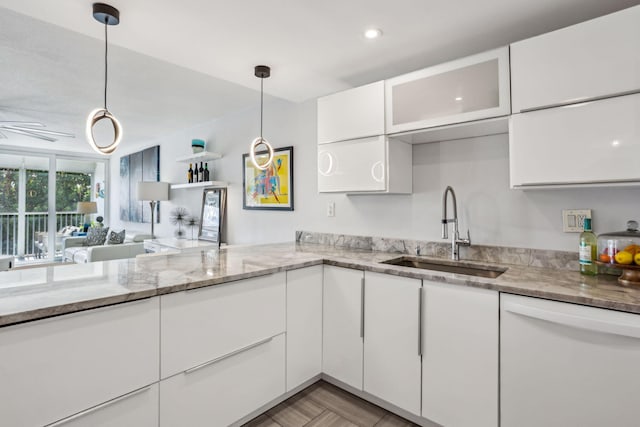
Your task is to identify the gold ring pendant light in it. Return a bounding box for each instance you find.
[86,3,122,155]
[250,65,274,170]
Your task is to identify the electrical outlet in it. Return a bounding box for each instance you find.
[562,209,592,232]
[327,202,335,217]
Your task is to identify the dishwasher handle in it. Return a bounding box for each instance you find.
[504,301,640,339]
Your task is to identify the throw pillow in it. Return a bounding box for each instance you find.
[86,227,109,246]
[107,229,126,245]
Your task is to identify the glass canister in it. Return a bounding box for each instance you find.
[597,220,640,266]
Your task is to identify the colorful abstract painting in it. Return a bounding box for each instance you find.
[242,146,293,211]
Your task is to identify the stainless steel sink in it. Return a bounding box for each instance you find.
[381,256,506,278]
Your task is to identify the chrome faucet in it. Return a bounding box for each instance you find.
[441,186,471,260]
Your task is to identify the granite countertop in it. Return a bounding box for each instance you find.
[0,242,638,327]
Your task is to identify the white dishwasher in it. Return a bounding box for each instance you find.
[501,293,640,427]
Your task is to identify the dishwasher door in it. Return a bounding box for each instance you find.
[500,294,640,427]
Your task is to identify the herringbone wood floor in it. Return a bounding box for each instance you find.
[243,381,418,427]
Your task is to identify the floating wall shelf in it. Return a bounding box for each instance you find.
[175,152,223,163]
[171,181,228,190]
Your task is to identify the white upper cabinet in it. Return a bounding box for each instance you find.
[317,81,385,144]
[511,5,640,112]
[509,92,640,188]
[317,136,412,194]
[385,47,510,134]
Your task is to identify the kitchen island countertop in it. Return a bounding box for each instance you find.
[1,241,638,327]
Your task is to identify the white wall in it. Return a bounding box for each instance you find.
[110,99,640,252]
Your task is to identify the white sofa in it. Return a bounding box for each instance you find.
[62,232,151,263]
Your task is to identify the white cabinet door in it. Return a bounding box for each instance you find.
[317,81,385,144]
[322,265,364,390]
[0,298,159,427]
[386,47,510,134]
[160,333,286,427]
[51,384,159,427]
[286,265,323,391]
[422,282,498,427]
[318,136,411,193]
[363,271,421,415]
[501,294,640,427]
[160,272,286,378]
[509,93,640,188]
[511,5,640,112]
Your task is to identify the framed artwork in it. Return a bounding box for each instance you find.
[242,146,294,211]
[199,187,227,244]
[119,145,160,223]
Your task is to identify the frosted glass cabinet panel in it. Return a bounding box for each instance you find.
[318,81,385,144]
[318,136,411,193]
[509,93,640,188]
[511,5,640,112]
[386,47,510,133]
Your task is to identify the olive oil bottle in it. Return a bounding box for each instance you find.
[579,218,597,276]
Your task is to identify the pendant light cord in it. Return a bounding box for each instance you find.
[104,20,109,112]
[260,77,264,139]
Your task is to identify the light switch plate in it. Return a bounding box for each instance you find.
[562,209,592,232]
[327,202,335,217]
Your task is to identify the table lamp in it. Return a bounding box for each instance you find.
[137,181,170,238]
[77,201,98,232]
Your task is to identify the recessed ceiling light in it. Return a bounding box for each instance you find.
[455,96,463,101]
[364,28,382,39]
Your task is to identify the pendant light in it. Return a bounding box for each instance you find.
[86,3,122,155]
[250,65,274,170]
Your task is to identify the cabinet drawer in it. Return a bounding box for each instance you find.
[160,272,286,378]
[0,298,159,427]
[509,93,640,188]
[160,333,286,427]
[49,384,159,427]
[511,6,640,112]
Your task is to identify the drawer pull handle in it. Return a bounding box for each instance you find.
[505,301,640,339]
[184,336,274,375]
[46,385,152,426]
[418,287,423,356]
[360,277,365,339]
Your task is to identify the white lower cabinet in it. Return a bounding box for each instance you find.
[363,271,422,416]
[52,384,159,427]
[501,294,640,427]
[422,281,498,427]
[322,265,364,389]
[286,265,323,391]
[0,298,159,427]
[160,272,286,378]
[160,333,286,427]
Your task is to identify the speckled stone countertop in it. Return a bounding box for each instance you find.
[1,242,638,327]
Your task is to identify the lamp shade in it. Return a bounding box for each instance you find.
[137,181,170,201]
[76,201,98,214]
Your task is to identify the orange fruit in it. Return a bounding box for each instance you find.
[599,253,611,263]
[635,252,640,266]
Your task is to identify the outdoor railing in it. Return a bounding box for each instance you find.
[0,212,85,256]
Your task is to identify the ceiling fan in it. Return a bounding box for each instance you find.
[0,121,75,142]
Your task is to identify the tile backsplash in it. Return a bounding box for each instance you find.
[296,230,579,271]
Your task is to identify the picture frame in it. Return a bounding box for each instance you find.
[198,187,227,244]
[242,146,294,211]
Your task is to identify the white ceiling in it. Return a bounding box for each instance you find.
[1,0,638,152]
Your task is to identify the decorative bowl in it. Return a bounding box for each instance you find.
[191,139,205,154]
